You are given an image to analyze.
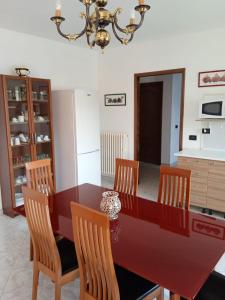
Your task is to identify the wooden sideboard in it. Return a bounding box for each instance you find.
[177,157,225,212]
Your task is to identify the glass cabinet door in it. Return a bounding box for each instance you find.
[6,78,32,207]
[31,79,53,162]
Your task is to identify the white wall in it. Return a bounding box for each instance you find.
[170,74,182,164]
[0,27,99,209]
[0,28,98,90]
[202,120,225,150]
[99,27,225,159]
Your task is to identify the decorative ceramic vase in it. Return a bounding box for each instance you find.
[15,67,30,77]
[100,191,121,220]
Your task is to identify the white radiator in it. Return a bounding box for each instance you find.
[101,132,128,177]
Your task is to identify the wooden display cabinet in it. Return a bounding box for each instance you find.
[0,75,55,217]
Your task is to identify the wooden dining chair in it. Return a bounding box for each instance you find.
[26,159,54,196]
[22,186,79,300]
[194,271,225,300]
[26,159,55,260]
[158,165,191,210]
[114,158,139,196]
[71,202,164,300]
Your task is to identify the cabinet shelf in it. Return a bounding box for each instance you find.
[32,99,49,103]
[34,120,50,124]
[13,163,25,170]
[36,140,51,144]
[11,143,30,148]
[8,100,27,103]
[10,122,28,125]
[14,182,27,187]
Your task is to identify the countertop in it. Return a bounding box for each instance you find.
[175,149,225,162]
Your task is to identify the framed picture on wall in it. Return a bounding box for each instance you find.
[198,70,225,87]
[104,93,126,106]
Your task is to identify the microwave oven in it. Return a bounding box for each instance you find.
[199,95,225,119]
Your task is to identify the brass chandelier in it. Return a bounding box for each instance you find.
[50,0,150,50]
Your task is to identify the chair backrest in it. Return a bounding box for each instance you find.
[114,158,139,196]
[71,202,120,300]
[26,159,54,196]
[158,165,191,210]
[22,186,61,275]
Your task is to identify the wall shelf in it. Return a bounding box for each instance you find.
[196,118,225,121]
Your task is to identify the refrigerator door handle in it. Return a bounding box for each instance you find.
[78,149,100,155]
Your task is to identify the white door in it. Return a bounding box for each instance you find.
[77,150,101,186]
[75,90,100,154]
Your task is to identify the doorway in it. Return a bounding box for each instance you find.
[134,68,185,200]
[139,81,163,165]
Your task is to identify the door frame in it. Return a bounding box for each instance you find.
[134,68,186,161]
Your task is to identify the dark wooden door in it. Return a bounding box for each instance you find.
[139,82,163,165]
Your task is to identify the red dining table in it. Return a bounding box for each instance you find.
[16,183,225,300]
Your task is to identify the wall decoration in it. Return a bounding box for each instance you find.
[198,70,225,87]
[105,94,126,106]
[192,219,225,240]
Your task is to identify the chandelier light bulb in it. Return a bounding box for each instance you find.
[55,0,62,17]
[130,9,136,24]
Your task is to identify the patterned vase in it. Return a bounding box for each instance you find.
[100,191,121,220]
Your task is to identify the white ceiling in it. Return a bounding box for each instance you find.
[0,0,225,47]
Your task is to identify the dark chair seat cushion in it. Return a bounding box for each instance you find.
[195,271,225,300]
[57,238,78,275]
[115,264,159,300]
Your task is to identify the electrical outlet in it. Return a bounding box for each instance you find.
[189,135,197,141]
[202,128,210,134]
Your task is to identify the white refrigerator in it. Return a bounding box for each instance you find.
[52,89,101,192]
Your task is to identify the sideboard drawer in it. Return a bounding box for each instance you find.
[191,192,207,207]
[191,182,207,193]
[207,196,225,211]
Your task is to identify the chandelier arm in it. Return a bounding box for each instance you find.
[112,22,134,45]
[112,9,128,34]
[86,32,96,48]
[111,22,123,43]
[135,12,145,31]
[53,4,91,41]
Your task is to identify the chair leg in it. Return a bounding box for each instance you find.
[143,287,164,300]
[30,237,33,261]
[32,264,39,300]
[55,283,62,300]
[157,287,164,300]
[170,291,181,300]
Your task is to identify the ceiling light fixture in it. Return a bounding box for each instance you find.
[50,0,150,50]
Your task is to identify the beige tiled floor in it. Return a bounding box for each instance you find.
[0,163,224,299]
[0,214,80,300]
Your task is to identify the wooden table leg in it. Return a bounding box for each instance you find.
[170,291,181,300]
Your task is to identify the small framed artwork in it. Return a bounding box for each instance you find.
[104,93,126,106]
[198,70,225,87]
